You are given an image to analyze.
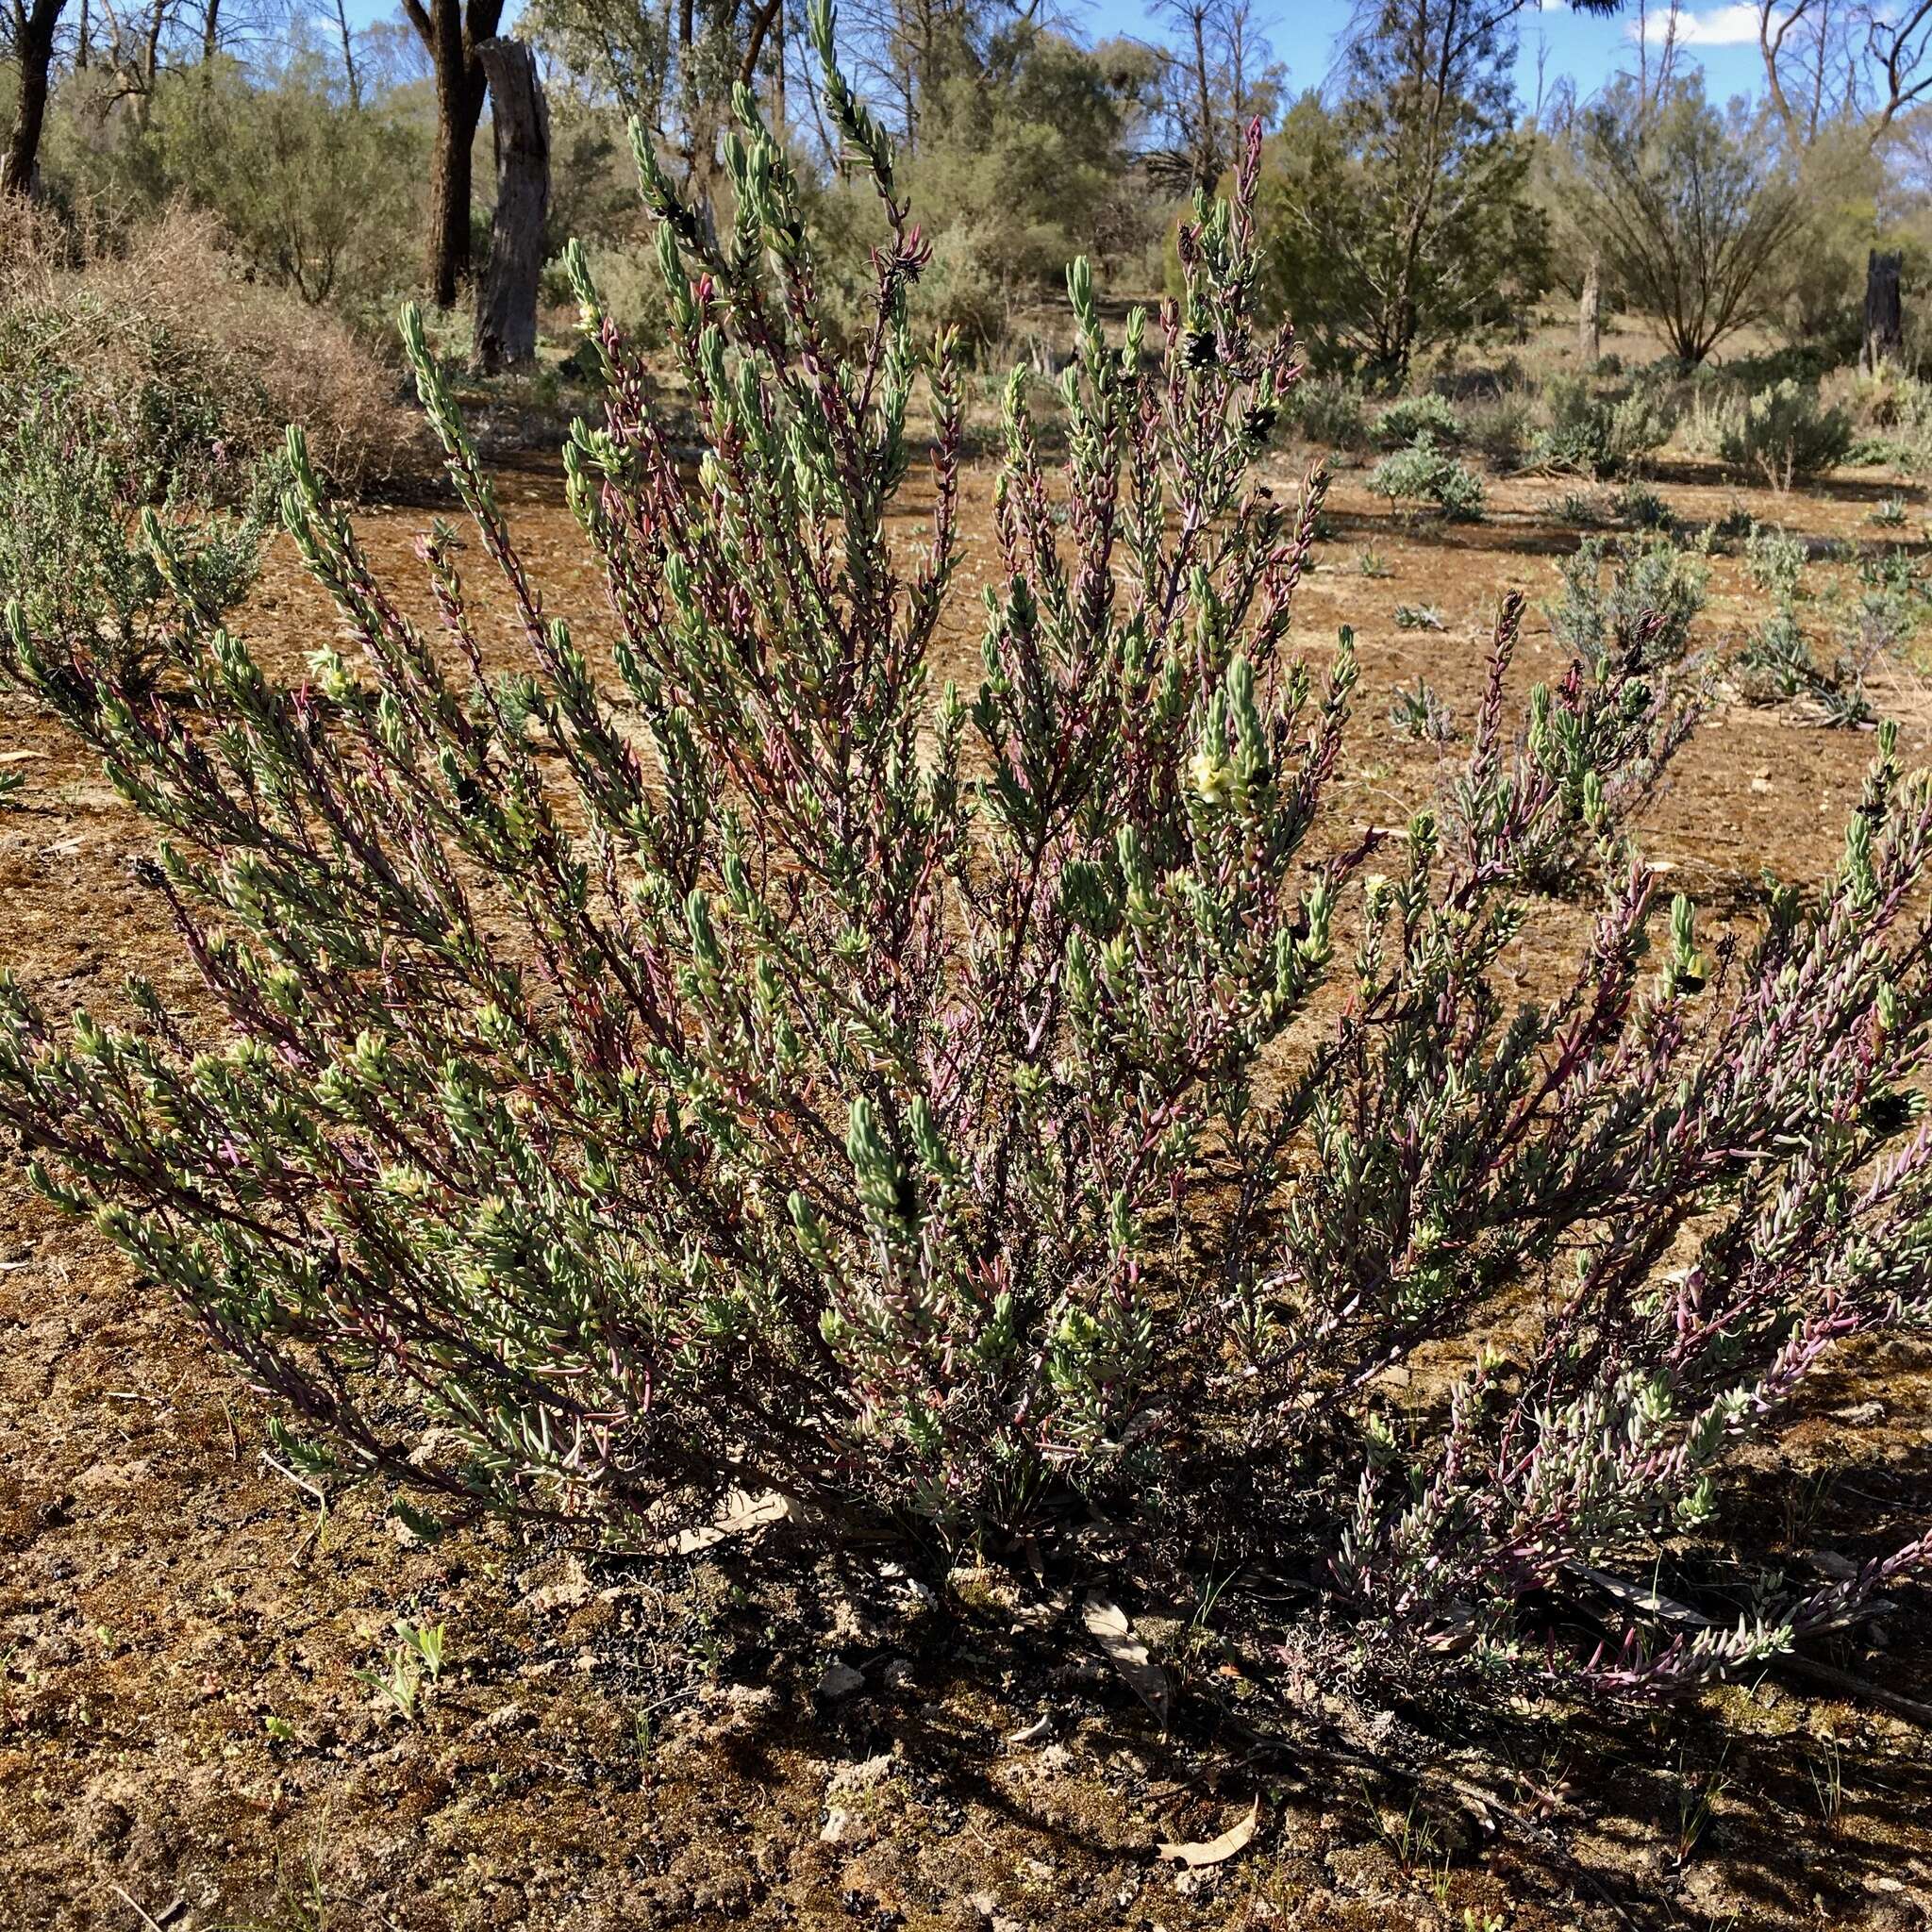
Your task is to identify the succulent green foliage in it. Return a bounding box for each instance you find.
[0,389,264,700]
[1,31,1930,1702]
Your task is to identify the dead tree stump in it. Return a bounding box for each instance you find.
[1863,249,1905,375]
[1578,253,1601,369]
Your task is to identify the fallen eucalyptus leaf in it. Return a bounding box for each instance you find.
[1082,1591,1170,1724]
[674,1487,793,1554]
[1157,1798,1258,1868]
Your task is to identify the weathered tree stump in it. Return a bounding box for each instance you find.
[1578,253,1600,369]
[1863,248,1905,375]
[474,37,550,375]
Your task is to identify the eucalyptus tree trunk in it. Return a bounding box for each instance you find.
[426,46,488,307]
[1578,253,1601,368]
[2,0,67,196]
[403,0,505,308]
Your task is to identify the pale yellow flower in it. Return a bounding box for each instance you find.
[1190,744,1231,804]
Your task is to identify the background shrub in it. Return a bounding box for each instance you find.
[1365,432,1486,518]
[0,393,262,698]
[543,239,671,351]
[1462,389,1536,468]
[1548,532,1710,672]
[1372,391,1462,447]
[1718,378,1853,490]
[1288,373,1369,450]
[907,224,1011,349]
[1530,374,1674,479]
[0,208,422,498]
[1743,522,1808,602]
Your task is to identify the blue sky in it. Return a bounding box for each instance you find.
[336,0,1773,110]
[1073,0,1766,105]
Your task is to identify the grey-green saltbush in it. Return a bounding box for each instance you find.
[1548,533,1709,673]
[1530,375,1673,480]
[1719,379,1852,489]
[1366,433,1485,519]
[1372,392,1461,448]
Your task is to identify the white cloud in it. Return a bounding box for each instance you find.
[1632,2,1771,46]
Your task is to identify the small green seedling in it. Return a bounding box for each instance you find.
[394,1617,447,1681]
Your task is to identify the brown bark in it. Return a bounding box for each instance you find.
[401,0,506,308]
[1,0,66,197]
[473,37,549,375]
[141,0,165,93]
[739,0,781,88]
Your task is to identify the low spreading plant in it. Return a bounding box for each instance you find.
[1843,433,1925,472]
[1530,375,1672,480]
[1,30,1929,1706]
[1548,488,1614,529]
[1547,533,1709,675]
[1735,534,1892,729]
[1366,432,1485,520]
[1718,379,1853,491]
[1859,544,1926,602]
[1614,481,1674,532]
[1833,606,1890,727]
[1372,392,1462,448]
[1739,603,1820,700]
[1708,497,1756,543]
[1737,604,1873,726]
[1388,677,1456,741]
